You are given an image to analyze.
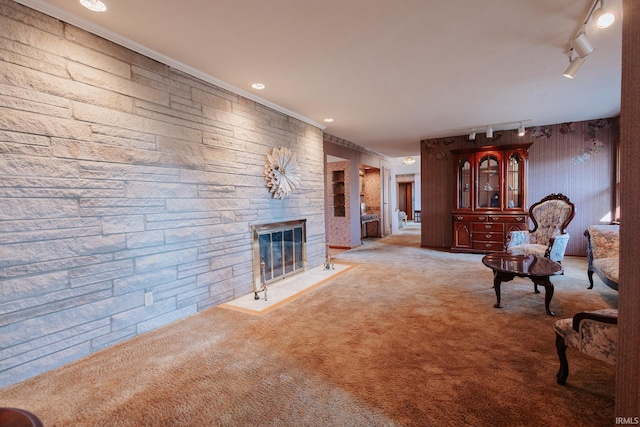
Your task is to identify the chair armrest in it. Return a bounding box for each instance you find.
[546,234,570,261]
[506,230,530,247]
[572,310,618,332]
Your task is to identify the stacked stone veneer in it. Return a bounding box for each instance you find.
[0,0,326,387]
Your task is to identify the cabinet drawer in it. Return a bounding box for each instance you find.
[473,241,504,251]
[472,222,504,232]
[489,215,528,223]
[453,214,488,222]
[473,232,504,241]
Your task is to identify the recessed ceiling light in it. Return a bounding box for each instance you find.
[324,118,334,123]
[251,83,265,90]
[80,0,107,12]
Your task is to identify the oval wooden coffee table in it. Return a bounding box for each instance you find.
[482,252,563,316]
[0,407,44,427]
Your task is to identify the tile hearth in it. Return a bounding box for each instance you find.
[220,263,354,315]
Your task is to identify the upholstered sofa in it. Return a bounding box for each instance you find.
[584,224,619,291]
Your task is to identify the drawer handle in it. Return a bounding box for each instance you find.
[491,216,499,221]
[516,216,523,221]
[485,225,491,229]
[457,216,463,221]
[478,216,486,221]
[485,234,491,238]
[485,243,492,248]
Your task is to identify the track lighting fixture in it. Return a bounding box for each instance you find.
[458,120,530,140]
[592,0,615,28]
[562,0,616,77]
[563,56,585,79]
[571,33,594,58]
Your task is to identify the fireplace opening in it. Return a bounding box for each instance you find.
[251,220,307,292]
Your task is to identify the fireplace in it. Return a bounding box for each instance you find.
[251,219,307,295]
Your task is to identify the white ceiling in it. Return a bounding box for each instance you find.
[16,0,622,158]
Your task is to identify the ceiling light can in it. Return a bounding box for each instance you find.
[486,127,493,139]
[80,0,107,12]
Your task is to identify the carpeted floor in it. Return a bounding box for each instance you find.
[0,224,618,426]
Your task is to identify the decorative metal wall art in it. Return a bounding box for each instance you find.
[264,146,301,199]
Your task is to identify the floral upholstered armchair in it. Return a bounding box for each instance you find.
[554,308,618,385]
[506,193,575,263]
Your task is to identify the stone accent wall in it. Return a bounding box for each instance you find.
[0,0,325,387]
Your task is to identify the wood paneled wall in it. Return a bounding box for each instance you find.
[420,117,619,257]
[617,0,640,418]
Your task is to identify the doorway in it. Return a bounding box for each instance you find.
[398,182,413,220]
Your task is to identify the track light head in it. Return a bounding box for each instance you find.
[563,56,586,79]
[593,1,615,28]
[469,131,476,141]
[571,33,594,57]
[517,123,525,137]
[486,127,493,139]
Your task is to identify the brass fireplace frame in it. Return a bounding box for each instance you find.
[250,219,307,298]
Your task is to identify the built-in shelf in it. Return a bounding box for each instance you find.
[332,170,345,217]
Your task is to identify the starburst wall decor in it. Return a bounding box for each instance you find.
[264,147,301,199]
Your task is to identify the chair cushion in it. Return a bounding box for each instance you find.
[593,258,619,283]
[507,243,547,258]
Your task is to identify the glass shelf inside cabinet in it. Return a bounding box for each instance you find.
[478,155,499,208]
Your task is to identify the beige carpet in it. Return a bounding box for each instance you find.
[0,225,617,426]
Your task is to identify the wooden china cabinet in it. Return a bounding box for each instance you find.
[451,143,532,253]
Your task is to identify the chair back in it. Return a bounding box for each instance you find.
[528,193,575,246]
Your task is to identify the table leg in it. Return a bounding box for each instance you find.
[493,270,516,309]
[532,276,555,316]
[493,273,501,309]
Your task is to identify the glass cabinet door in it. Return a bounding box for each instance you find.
[457,157,472,209]
[477,153,500,209]
[506,152,524,209]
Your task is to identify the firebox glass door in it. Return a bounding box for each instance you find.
[272,231,284,279]
[258,225,305,284]
[259,233,273,281]
[294,227,303,270]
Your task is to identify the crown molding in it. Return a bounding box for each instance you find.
[12,0,326,131]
